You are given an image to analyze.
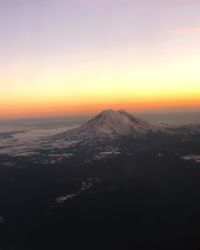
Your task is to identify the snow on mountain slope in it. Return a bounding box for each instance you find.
[55,109,157,140]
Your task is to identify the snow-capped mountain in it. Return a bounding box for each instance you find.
[1,109,200,165]
[55,109,157,140]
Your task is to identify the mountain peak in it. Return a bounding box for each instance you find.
[100,109,126,115]
[99,109,116,116]
[101,109,115,113]
[58,109,157,140]
[118,109,126,114]
[99,109,131,118]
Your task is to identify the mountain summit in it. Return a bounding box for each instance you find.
[56,109,156,140]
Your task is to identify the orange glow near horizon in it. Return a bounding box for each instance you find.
[1,96,200,119]
[1,56,200,119]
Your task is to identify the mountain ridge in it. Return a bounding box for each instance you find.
[55,109,157,140]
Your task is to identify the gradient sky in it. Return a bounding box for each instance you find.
[1,0,200,118]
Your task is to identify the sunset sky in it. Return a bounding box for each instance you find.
[1,0,200,118]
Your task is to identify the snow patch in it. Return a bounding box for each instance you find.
[181,155,200,163]
[55,178,98,205]
[94,150,121,160]
[56,194,77,204]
